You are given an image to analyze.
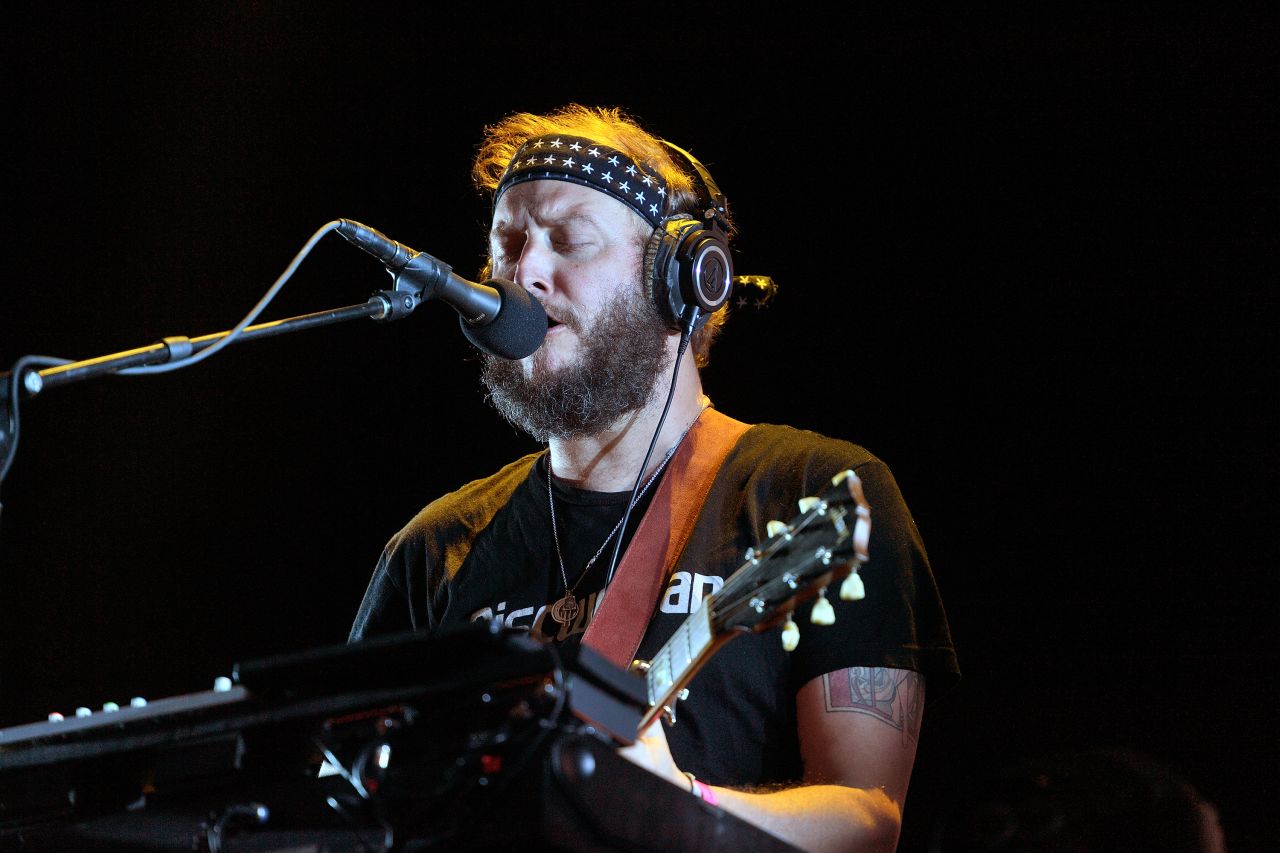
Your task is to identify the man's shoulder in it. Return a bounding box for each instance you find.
[714,421,910,513]
[734,422,881,477]
[391,451,542,545]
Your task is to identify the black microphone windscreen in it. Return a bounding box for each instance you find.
[460,279,547,359]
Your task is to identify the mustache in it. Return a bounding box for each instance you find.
[538,299,584,332]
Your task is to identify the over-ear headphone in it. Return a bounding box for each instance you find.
[646,141,734,332]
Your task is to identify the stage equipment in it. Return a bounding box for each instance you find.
[0,623,798,852]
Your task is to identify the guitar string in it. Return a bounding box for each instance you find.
[711,493,853,615]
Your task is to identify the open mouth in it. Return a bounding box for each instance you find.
[540,300,572,334]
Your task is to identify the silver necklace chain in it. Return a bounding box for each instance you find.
[545,405,706,625]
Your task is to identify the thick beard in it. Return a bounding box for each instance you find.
[480,287,672,442]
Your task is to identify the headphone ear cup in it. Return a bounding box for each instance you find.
[643,225,671,326]
[648,215,734,331]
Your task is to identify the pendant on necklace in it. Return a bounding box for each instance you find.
[549,592,580,626]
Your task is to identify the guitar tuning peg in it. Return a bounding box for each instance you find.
[831,469,855,486]
[797,496,821,513]
[810,588,836,625]
[839,570,866,601]
[766,519,789,538]
[781,616,800,651]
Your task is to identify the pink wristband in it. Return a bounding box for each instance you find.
[692,779,719,806]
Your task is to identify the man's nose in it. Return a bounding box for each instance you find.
[513,240,553,295]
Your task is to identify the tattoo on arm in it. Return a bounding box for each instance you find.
[822,667,925,746]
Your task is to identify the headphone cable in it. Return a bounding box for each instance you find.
[601,308,699,591]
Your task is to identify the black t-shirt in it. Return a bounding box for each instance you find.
[351,423,959,787]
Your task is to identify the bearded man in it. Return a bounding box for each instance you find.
[350,105,958,853]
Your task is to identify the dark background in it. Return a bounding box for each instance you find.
[1,6,1274,850]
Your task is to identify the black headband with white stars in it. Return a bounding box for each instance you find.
[495,134,670,228]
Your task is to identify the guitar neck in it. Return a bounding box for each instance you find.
[639,602,722,730]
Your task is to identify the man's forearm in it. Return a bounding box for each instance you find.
[710,783,901,853]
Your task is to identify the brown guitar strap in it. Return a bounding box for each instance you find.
[581,407,752,670]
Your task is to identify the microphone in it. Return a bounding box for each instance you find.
[335,219,546,359]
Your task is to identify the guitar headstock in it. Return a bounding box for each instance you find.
[708,469,872,644]
[635,468,873,729]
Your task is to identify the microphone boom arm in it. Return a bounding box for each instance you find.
[2,289,416,489]
[5,294,418,404]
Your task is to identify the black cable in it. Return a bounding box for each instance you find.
[0,222,344,491]
[121,221,341,375]
[1,354,73,487]
[602,311,698,590]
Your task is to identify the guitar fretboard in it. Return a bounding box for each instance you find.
[645,603,714,707]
